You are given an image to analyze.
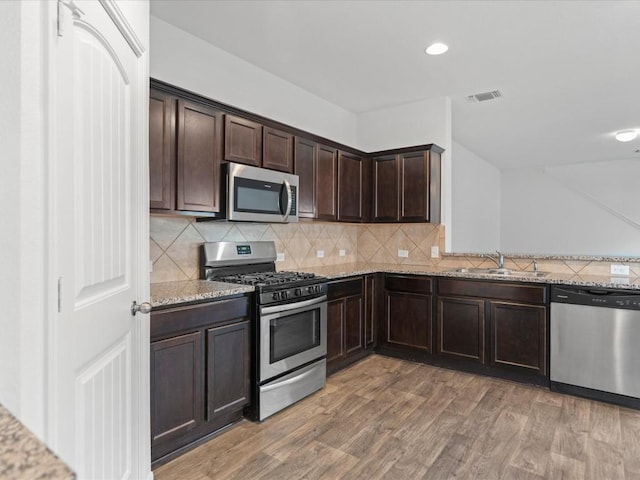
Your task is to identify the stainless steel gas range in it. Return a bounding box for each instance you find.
[201,241,327,421]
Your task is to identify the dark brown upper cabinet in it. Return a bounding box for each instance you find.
[224,115,262,167]
[149,89,176,210]
[371,146,442,223]
[337,151,364,222]
[149,88,224,217]
[294,138,338,220]
[177,100,224,213]
[263,126,293,173]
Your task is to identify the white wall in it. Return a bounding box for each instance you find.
[0,0,48,438]
[450,142,501,252]
[150,16,358,147]
[501,163,640,255]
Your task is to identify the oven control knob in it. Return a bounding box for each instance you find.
[281,291,288,299]
[272,292,280,301]
[294,288,302,297]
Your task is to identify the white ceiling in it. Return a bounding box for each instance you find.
[150,0,640,169]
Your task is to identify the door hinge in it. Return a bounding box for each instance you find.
[57,0,84,37]
[57,276,63,313]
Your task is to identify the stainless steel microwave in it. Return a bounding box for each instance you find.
[227,162,298,223]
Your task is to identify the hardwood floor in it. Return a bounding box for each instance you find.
[154,355,640,480]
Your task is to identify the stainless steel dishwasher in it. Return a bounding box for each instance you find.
[550,285,640,408]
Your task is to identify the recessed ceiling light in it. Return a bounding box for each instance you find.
[425,42,448,55]
[615,130,638,142]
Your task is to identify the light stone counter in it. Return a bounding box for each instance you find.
[151,280,254,308]
[297,262,640,290]
[0,404,75,480]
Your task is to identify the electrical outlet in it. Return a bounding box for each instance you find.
[398,249,409,258]
[276,252,285,262]
[431,246,439,258]
[317,250,325,258]
[610,264,630,275]
[339,249,346,257]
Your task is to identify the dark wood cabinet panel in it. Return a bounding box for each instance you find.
[177,100,223,213]
[337,151,363,222]
[490,301,547,374]
[316,144,338,220]
[385,291,432,351]
[263,126,293,172]
[399,151,429,222]
[294,137,316,218]
[206,321,250,420]
[345,296,363,354]
[373,155,399,222]
[327,299,345,363]
[224,115,262,166]
[437,297,486,363]
[364,275,377,348]
[149,89,175,210]
[428,149,442,224]
[150,297,250,466]
[151,331,203,447]
[438,279,547,304]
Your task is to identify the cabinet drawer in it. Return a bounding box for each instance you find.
[437,279,546,304]
[151,297,250,340]
[328,277,363,299]
[385,275,432,294]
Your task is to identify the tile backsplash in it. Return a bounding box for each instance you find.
[149,216,444,283]
[150,215,639,283]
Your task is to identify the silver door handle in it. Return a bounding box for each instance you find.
[131,301,152,315]
[283,179,292,221]
[261,295,327,316]
[260,366,320,392]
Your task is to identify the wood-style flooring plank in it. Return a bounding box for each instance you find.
[153,355,640,480]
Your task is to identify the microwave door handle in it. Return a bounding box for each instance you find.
[282,179,292,221]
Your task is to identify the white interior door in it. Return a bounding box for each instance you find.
[52,1,149,478]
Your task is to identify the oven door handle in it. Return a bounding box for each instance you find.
[261,295,327,316]
[260,364,321,392]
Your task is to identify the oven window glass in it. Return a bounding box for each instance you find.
[270,308,321,363]
[234,178,281,214]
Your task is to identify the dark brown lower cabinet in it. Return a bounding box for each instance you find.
[150,296,250,466]
[437,297,485,362]
[380,275,432,353]
[327,276,377,374]
[436,278,548,381]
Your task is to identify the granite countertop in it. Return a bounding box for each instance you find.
[151,280,254,308]
[0,404,75,480]
[299,262,640,290]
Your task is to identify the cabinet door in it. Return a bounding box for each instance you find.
[364,275,376,348]
[337,151,364,222]
[327,299,345,363]
[437,297,485,363]
[149,89,175,210]
[224,115,262,166]
[206,321,250,420]
[316,144,338,220]
[345,295,363,354]
[490,301,547,374]
[373,154,399,222]
[294,137,316,218]
[263,126,293,172]
[150,331,203,447]
[385,291,432,351]
[399,151,428,222]
[176,100,223,213]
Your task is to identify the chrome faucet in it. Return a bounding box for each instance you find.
[533,259,539,272]
[486,250,505,269]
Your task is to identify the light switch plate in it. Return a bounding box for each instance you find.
[276,252,285,262]
[431,246,439,258]
[398,249,409,258]
[339,249,346,257]
[611,264,630,275]
[317,250,325,258]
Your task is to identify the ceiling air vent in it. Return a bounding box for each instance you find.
[466,90,502,103]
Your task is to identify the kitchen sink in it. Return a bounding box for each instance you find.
[447,267,549,278]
